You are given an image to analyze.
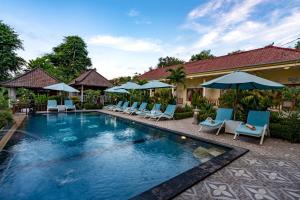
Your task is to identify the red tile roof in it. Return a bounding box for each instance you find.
[0,68,59,89]
[69,69,112,88]
[139,46,300,80]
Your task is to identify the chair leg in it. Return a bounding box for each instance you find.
[260,130,266,145]
[216,122,224,135]
[233,132,238,140]
[198,126,202,132]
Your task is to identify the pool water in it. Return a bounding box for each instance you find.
[0,112,229,200]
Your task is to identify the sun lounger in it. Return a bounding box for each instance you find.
[47,100,58,112]
[199,108,233,135]
[64,100,76,111]
[148,104,176,121]
[107,101,123,110]
[234,110,270,145]
[123,102,138,114]
[130,102,147,115]
[114,101,129,112]
[137,103,161,117]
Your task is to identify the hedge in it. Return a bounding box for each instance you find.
[174,112,193,120]
[270,120,300,143]
[84,103,103,110]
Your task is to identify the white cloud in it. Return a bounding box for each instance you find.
[220,0,264,26]
[188,0,227,20]
[128,9,139,17]
[88,35,162,52]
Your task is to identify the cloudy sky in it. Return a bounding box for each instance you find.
[1,0,300,79]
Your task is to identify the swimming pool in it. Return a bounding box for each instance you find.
[0,112,247,200]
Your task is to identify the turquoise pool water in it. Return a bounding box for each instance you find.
[0,112,229,200]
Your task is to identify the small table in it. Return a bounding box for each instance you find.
[57,105,66,112]
[225,120,242,134]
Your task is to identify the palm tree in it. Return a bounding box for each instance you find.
[166,66,186,97]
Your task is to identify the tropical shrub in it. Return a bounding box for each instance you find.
[174,104,193,119]
[270,111,300,143]
[219,90,279,121]
[0,110,13,128]
[34,94,48,105]
[71,96,82,109]
[0,89,8,109]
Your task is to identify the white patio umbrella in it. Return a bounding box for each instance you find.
[44,83,79,104]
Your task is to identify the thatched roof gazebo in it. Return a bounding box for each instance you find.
[0,68,59,103]
[69,68,112,102]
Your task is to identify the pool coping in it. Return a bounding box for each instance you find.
[19,111,248,200]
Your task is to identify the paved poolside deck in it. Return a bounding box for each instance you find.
[99,109,300,200]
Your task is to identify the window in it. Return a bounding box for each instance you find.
[186,88,203,101]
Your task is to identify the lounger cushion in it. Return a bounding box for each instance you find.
[235,124,264,136]
[199,119,223,127]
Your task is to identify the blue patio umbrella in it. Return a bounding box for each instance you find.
[44,83,79,93]
[117,82,142,104]
[104,87,129,94]
[44,83,79,104]
[140,80,174,89]
[118,82,141,90]
[201,71,284,119]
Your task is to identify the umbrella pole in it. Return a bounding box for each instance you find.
[234,87,239,120]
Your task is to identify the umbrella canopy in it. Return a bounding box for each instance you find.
[44,83,79,92]
[104,87,129,94]
[140,80,174,89]
[201,71,284,89]
[118,82,141,90]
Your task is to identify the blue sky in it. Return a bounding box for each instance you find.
[1,0,300,79]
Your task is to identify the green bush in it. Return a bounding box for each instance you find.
[71,96,82,109]
[0,110,13,128]
[174,112,193,120]
[34,94,48,105]
[0,89,9,109]
[84,103,103,110]
[269,112,300,143]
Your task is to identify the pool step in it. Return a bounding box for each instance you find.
[193,146,226,162]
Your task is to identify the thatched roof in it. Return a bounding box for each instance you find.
[0,68,59,89]
[69,69,112,88]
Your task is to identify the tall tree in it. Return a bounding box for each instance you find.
[157,56,184,68]
[190,50,214,61]
[28,55,63,80]
[295,41,300,50]
[166,66,186,97]
[0,21,25,81]
[27,36,92,82]
[51,36,92,82]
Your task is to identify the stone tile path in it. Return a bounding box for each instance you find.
[99,110,300,200]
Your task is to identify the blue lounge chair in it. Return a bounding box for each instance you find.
[149,104,177,121]
[234,110,270,145]
[64,100,76,111]
[137,103,161,117]
[47,100,58,112]
[114,101,129,112]
[199,108,233,135]
[108,101,123,111]
[131,102,147,115]
[123,102,138,114]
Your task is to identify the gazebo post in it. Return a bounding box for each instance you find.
[80,85,84,103]
[8,87,16,108]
